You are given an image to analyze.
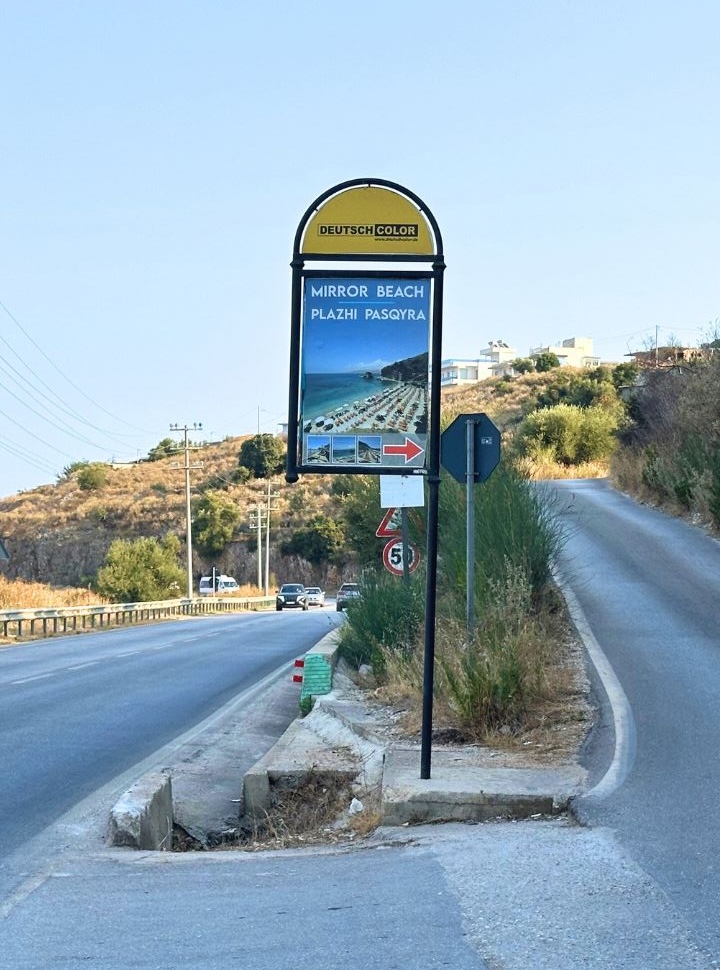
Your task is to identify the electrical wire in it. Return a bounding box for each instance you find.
[0,299,152,434]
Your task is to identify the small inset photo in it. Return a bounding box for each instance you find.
[357,436,383,464]
[306,435,331,464]
[331,436,358,464]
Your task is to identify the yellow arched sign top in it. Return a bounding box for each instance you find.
[301,185,435,256]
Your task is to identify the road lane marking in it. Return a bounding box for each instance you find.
[11,673,54,685]
[1,870,51,920]
[554,568,637,801]
[66,662,99,671]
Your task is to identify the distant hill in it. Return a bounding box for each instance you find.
[0,435,348,591]
[0,370,592,590]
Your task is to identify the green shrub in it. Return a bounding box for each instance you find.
[299,695,315,717]
[282,514,345,565]
[534,352,560,372]
[337,569,426,674]
[437,566,543,735]
[193,491,241,556]
[147,438,178,461]
[96,535,185,602]
[338,457,566,738]
[238,435,285,479]
[519,403,619,465]
[77,462,110,491]
[436,463,563,612]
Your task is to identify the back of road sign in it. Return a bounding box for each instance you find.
[440,413,500,483]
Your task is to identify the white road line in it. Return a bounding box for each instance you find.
[11,673,54,685]
[66,662,99,671]
[554,568,637,801]
[116,651,140,657]
[1,869,51,920]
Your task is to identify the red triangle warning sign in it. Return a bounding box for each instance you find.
[376,508,402,538]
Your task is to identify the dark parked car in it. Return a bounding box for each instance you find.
[336,582,361,612]
[275,583,308,611]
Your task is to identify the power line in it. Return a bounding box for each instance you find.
[0,406,79,459]
[0,369,114,451]
[0,299,151,434]
[0,433,57,475]
[0,343,138,449]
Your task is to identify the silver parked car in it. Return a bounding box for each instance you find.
[305,587,326,607]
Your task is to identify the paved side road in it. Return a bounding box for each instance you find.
[1,821,714,969]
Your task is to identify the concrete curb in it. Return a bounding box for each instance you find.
[381,748,587,825]
[107,772,173,850]
[243,700,384,818]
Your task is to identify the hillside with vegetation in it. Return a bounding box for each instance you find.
[611,352,720,532]
[0,434,351,595]
[7,355,708,606]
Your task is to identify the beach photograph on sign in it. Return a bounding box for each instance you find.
[300,276,430,470]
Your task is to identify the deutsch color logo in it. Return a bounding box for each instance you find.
[317,223,420,240]
[301,185,434,255]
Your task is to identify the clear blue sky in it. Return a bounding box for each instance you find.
[2,0,719,496]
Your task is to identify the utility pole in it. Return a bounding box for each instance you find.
[248,504,266,592]
[264,480,280,595]
[170,423,204,598]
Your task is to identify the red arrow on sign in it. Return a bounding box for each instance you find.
[382,438,424,463]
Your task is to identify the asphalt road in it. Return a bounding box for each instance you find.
[549,478,720,961]
[4,487,720,968]
[0,609,341,863]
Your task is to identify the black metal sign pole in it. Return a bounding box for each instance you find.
[401,508,410,584]
[420,255,446,780]
[285,256,304,485]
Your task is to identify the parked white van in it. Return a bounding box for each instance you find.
[198,575,239,595]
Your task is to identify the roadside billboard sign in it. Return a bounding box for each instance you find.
[286,178,446,781]
[299,274,429,472]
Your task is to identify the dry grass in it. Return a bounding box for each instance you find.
[515,455,609,480]
[0,576,108,609]
[0,433,352,591]
[369,594,592,767]
[210,771,363,851]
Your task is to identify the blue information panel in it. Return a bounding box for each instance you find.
[299,276,430,471]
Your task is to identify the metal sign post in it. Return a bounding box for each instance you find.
[466,418,476,631]
[441,412,501,633]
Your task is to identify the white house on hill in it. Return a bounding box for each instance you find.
[440,340,517,386]
[529,337,599,368]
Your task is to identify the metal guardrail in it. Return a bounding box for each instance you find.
[0,595,276,640]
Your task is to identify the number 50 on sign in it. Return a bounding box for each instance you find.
[383,539,420,576]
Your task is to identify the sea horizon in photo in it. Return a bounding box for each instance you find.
[302,372,388,417]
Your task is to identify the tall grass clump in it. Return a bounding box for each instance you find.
[437,462,563,615]
[337,569,426,675]
[436,564,551,736]
[339,460,568,740]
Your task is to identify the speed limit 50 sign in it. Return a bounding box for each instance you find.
[382,539,420,576]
